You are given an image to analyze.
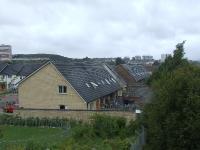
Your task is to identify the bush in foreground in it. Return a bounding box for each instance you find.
[57,114,137,150]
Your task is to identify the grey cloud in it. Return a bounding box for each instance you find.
[0,0,199,60]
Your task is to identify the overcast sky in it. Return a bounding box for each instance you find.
[0,0,199,60]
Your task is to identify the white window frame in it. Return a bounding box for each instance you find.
[58,85,67,94]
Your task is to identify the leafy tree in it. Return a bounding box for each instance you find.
[83,56,91,61]
[115,57,125,65]
[143,42,200,150]
[0,128,2,139]
[148,41,188,84]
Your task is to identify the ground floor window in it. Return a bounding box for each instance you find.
[117,90,122,96]
[0,83,6,90]
[59,105,65,110]
[90,102,94,110]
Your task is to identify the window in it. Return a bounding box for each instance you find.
[58,85,67,94]
[1,84,5,90]
[117,90,122,96]
[60,105,65,110]
[90,103,93,110]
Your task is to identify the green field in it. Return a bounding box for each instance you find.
[0,125,66,149]
[0,115,136,150]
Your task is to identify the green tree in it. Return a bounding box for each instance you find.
[0,128,3,139]
[143,42,200,150]
[148,41,188,84]
[115,57,125,65]
[83,56,91,61]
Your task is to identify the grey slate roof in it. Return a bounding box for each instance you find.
[0,63,8,72]
[54,62,122,103]
[0,63,44,76]
[104,64,127,87]
[122,64,149,82]
[0,63,24,76]
[17,64,43,76]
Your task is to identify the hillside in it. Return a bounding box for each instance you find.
[12,54,72,63]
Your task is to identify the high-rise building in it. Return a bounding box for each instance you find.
[0,44,12,61]
[142,55,153,61]
[135,56,142,61]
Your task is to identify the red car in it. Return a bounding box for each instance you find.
[4,104,14,113]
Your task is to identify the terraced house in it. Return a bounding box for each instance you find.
[0,62,44,93]
[18,62,124,110]
[115,64,152,103]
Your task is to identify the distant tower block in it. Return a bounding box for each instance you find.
[135,56,142,61]
[0,44,12,61]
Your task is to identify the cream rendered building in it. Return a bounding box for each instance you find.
[18,62,123,110]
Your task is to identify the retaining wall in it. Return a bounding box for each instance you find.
[14,109,135,122]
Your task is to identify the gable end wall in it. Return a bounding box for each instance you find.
[18,63,87,109]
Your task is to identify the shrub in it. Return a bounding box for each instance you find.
[104,138,131,150]
[126,120,137,136]
[3,144,25,150]
[25,141,49,150]
[0,114,72,128]
[91,114,127,138]
[71,123,94,139]
[0,127,3,139]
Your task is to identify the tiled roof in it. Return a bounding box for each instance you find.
[0,63,44,76]
[54,62,122,103]
[0,63,24,76]
[104,64,127,87]
[17,63,43,76]
[0,63,8,72]
[122,64,149,82]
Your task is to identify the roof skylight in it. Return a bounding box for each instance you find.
[111,78,117,83]
[90,82,98,87]
[85,83,90,88]
[101,80,105,85]
[105,79,110,84]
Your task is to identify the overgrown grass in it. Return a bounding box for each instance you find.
[0,114,137,150]
[0,114,75,128]
[0,125,65,149]
[57,114,137,150]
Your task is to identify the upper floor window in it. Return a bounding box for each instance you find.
[58,85,67,94]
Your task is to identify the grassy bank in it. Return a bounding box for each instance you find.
[0,114,137,150]
[0,125,65,149]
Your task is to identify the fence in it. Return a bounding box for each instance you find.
[14,109,135,122]
[131,126,146,150]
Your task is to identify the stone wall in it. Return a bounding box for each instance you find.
[14,109,135,122]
